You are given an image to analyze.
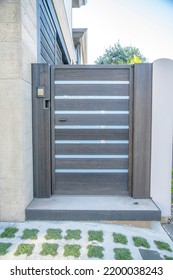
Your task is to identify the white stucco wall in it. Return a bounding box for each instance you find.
[151,59,173,218]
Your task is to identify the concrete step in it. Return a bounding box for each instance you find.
[26,195,161,221]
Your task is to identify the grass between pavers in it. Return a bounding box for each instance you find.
[154,241,172,252]
[64,230,81,240]
[164,255,173,260]
[21,229,39,240]
[114,248,133,260]
[113,233,128,245]
[87,245,104,259]
[40,243,59,256]
[64,244,81,258]
[0,227,18,239]
[14,244,35,256]
[45,229,62,240]
[0,243,12,256]
[88,230,103,242]
[133,237,150,248]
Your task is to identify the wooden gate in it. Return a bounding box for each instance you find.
[51,65,133,195]
[32,63,152,199]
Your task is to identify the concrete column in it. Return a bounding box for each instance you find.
[151,59,173,218]
[0,0,37,221]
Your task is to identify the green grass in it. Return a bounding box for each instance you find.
[40,243,59,256]
[113,233,128,245]
[0,243,12,256]
[154,241,172,252]
[21,229,39,240]
[88,230,103,242]
[64,229,81,240]
[133,236,150,248]
[164,255,173,260]
[87,245,104,259]
[0,227,18,238]
[63,244,81,258]
[14,244,35,256]
[45,229,62,240]
[114,248,133,260]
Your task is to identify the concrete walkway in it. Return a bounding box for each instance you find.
[0,221,173,260]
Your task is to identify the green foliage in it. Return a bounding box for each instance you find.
[45,229,62,240]
[88,230,103,242]
[114,248,133,260]
[40,243,58,256]
[0,243,12,256]
[164,255,173,260]
[64,230,81,240]
[63,244,81,258]
[21,229,39,240]
[113,233,128,245]
[0,227,18,239]
[154,241,172,252]
[95,41,147,65]
[133,236,150,248]
[87,245,104,258]
[14,244,35,256]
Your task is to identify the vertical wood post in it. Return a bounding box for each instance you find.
[133,63,152,198]
[32,64,51,197]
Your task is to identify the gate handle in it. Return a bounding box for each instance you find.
[43,99,50,109]
[59,118,67,122]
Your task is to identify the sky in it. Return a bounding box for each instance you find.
[72,0,173,64]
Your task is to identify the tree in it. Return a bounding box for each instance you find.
[95,42,147,64]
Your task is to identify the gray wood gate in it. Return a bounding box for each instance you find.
[52,65,133,195]
[32,63,152,199]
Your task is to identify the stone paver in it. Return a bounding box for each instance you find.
[162,224,173,241]
[0,221,173,260]
[139,249,162,260]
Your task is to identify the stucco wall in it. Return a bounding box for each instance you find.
[0,0,37,221]
[151,59,173,218]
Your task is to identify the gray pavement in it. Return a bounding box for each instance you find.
[0,221,173,260]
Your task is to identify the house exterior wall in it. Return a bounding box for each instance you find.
[52,0,76,63]
[64,0,72,31]
[0,0,37,221]
[0,0,77,221]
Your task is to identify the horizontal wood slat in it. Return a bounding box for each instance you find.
[41,43,54,65]
[40,10,54,43]
[55,158,128,169]
[55,143,129,155]
[54,84,129,96]
[54,68,130,81]
[55,114,129,125]
[40,30,55,60]
[55,99,129,111]
[55,129,129,140]
[40,3,54,36]
[55,173,128,195]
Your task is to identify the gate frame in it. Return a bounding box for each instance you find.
[32,63,152,199]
